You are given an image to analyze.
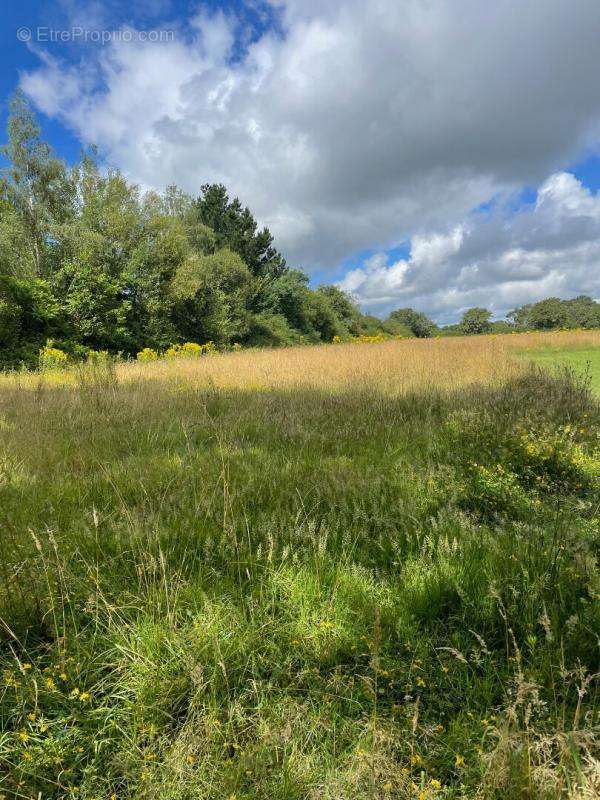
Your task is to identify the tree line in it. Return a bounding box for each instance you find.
[391,295,600,339]
[1,92,403,368]
[0,93,598,368]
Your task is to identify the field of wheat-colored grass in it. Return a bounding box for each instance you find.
[3,329,598,397]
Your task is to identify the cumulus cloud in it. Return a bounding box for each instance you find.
[340,173,600,321]
[18,0,600,311]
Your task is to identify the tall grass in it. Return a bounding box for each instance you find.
[0,334,599,799]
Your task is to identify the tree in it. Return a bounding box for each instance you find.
[305,291,344,342]
[170,249,253,345]
[0,199,35,277]
[52,228,133,351]
[460,307,492,335]
[317,285,362,335]
[387,307,437,338]
[508,296,600,331]
[0,274,58,366]
[255,269,311,332]
[527,298,570,330]
[195,184,286,278]
[0,92,73,276]
[564,296,600,329]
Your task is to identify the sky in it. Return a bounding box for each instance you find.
[4,0,600,323]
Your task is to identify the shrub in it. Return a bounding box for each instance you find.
[86,348,111,364]
[165,342,214,358]
[165,343,184,358]
[459,462,534,518]
[511,427,600,493]
[137,347,158,362]
[39,341,68,370]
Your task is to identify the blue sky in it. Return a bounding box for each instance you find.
[4,0,600,322]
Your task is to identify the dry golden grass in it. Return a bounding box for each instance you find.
[1,329,598,397]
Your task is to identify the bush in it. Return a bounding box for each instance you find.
[39,341,68,370]
[511,427,600,493]
[245,313,304,347]
[459,462,535,518]
[137,347,158,362]
[86,348,111,364]
[165,342,215,358]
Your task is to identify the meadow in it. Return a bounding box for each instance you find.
[519,342,600,396]
[0,331,599,799]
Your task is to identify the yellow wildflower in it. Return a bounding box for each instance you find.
[45,677,56,690]
[455,754,465,768]
[22,663,32,671]
[18,731,29,743]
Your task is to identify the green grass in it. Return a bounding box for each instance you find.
[0,358,599,799]
[520,345,600,394]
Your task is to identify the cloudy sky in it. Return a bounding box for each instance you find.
[4,0,600,322]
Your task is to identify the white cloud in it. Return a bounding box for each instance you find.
[339,173,600,321]
[18,0,600,313]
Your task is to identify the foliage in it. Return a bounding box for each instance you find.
[0,96,398,366]
[137,347,158,361]
[165,341,214,358]
[508,295,600,331]
[0,91,73,277]
[194,183,286,278]
[460,307,492,335]
[387,307,437,337]
[0,347,598,799]
[38,340,68,369]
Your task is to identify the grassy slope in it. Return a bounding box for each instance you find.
[0,334,599,799]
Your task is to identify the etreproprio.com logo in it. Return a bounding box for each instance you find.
[16,26,175,44]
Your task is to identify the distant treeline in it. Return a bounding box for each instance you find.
[393,295,600,339]
[0,93,597,368]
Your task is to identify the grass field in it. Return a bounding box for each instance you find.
[0,332,599,799]
[519,346,600,396]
